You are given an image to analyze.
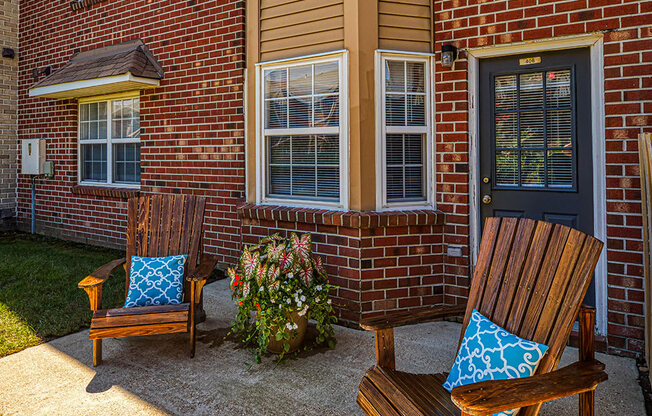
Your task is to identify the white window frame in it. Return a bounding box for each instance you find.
[375,50,435,210]
[77,91,141,188]
[255,50,349,210]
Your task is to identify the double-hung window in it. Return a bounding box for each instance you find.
[79,94,141,186]
[378,53,432,209]
[259,53,347,208]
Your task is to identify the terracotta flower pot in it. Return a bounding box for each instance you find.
[266,309,308,354]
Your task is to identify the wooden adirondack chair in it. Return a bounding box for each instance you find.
[357,217,608,416]
[78,194,218,366]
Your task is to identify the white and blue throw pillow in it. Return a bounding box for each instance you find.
[443,309,549,416]
[124,255,188,308]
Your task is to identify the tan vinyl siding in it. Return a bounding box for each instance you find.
[378,0,432,52]
[259,0,345,61]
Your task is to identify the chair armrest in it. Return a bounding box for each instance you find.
[186,254,218,282]
[359,303,467,331]
[451,360,608,415]
[78,257,127,289]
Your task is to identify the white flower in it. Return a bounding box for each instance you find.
[300,295,306,302]
[297,301,303,308]
[286,298,291,304]
[316,285,322,291]
[327,299,332,304]
[298,289,303,294]
[259,286,264,292]
[288,273,294,278]
[286,323,293,330]
[271,298,275,303]
[292,323,298,330]
[315,297,320,303]
[298,305,309,316]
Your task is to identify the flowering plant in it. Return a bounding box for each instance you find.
[228,233,337,362]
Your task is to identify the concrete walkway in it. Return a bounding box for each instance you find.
[0,279,645,415]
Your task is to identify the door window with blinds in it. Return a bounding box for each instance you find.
[261,54,345,206]
[493,69,575,189]
[79,95,141,186]
[379,54,432,208]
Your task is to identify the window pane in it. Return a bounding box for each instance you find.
[291,135,314,164]
[548,149,573,187]
[385,60,404,92]
[269,165,291,195]
[292,166,316,197]
[288,97,311,128]
[313,95,338,127]
[133,98,140,118]
[316,166,339,198]
[80,104,89,121]
[266,135,339,201]
[112,101,122,120]
[89,102,98,120]
[265,99,288,129]
[521,150,545,186]
[495,113,517,148]
[495,150,518,186]
[81,144,107,182]
[546,70,571,108]
[112,120,121,139]
[98,102,107,119]
[386,95,406,126]
[547,110,572,148]
[289,65,312,96]
[406,62,424,93]
[520,111,544,148]
[265,69,287,99]
[407,94,425,126]
[386,134,425,202]
[80,122,89,140]
[269,136,290,164]
[495,75,517,111]
[113,143,140,184]
[314,62,339,94]
[519,72,543,109]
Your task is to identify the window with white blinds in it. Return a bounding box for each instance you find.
[261,54,345,205]
[379,55,431,207]
[79,95,141,186]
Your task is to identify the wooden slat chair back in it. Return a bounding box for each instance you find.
[125,194,206,298]
[357,217,607,416]
[79,194,217,366]
[460,217,603,415]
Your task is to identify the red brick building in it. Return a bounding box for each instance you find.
[13,0,651,358]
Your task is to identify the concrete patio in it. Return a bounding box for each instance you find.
[0,279,645,415]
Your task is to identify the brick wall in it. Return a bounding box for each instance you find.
[239,205,445,326]
[0,0,18,231]
[433,0,651,357]
[18,0,245,266]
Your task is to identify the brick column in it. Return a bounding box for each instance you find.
[0,0,18,231]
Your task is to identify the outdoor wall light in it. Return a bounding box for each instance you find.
[441,44,458,68]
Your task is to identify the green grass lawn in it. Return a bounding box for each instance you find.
[0,233,126,357]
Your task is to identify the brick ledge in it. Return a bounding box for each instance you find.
[71,185,139,200]
[237,204,444,228]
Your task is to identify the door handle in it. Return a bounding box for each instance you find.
[482,194,492,204]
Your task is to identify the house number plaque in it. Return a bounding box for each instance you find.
[519,57,542,66]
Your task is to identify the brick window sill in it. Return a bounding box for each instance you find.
[71,185,139,200]
[237,204,444,228]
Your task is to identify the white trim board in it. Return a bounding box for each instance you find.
[466,34,608,335]
[29,73,159,99]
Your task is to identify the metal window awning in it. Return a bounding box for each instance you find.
[29,39,164,99]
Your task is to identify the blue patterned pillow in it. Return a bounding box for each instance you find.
[124,255,188,308]
[443,309,549,416]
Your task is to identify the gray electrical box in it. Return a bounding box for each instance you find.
[21,139,46,175]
